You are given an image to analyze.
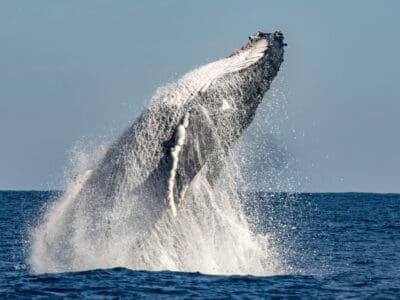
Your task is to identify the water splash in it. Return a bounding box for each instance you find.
[29,144,282,275]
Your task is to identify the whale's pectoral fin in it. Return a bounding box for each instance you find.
[143,105,220,215]
[166,105,221,211]
[174,106,217,203]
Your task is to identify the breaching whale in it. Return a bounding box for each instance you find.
[29,32,285,273]
[77,31,285,229]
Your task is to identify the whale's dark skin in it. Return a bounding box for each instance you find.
[72,31,285,234]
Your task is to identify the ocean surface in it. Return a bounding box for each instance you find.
[1,191,399,299]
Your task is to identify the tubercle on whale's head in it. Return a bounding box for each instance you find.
[248,31,286,48]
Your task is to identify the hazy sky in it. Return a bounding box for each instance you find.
[1,1,399,192]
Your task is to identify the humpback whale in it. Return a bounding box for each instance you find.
[29,31,285,273]
[73,31,284,234]
[87,32,282,201]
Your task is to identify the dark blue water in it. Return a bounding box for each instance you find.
[1,191,399,298]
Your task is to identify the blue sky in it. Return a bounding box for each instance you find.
[0,1,399,192]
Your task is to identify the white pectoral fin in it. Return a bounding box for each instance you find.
[166,106,217,215]
[167,113,189,216]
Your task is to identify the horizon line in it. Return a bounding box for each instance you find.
[0,189,399,195]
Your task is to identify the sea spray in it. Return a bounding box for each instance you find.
[29,149,281,274]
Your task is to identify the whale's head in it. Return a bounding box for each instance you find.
[230,30,285,70]
[224,30,285,98]
[162,31,285,111]
[157,31,286,153]
[189,31,286,139]
[156,31,286,212]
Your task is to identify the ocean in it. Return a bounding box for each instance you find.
[0,191,399,298]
